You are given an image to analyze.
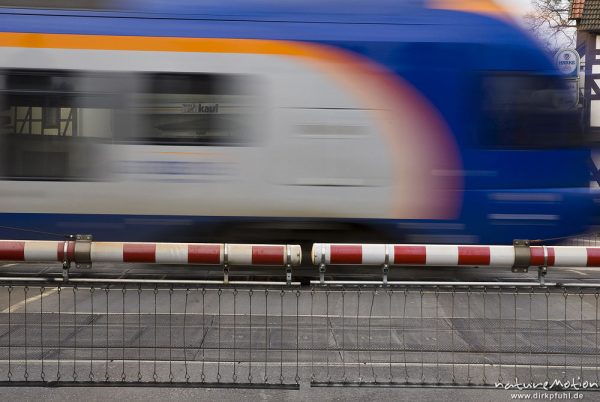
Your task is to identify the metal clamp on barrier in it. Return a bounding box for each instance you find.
[382,244,390,285]
[62,235,74,281]
[286,245,293,285]
[61,234,93,281]
[62,236,72,268]
[537,245,548,286]
[223,243,229,284]
[74,234,93,270]
[319,244,326,285]
[512,239,530,273]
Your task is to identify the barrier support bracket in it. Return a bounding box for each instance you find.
[223,266,229,284]
[319,264,326,285]
[382,264,389,286]
[512,239,530,273]
[538,266,547,286]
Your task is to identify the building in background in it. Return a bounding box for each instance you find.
[571,0,600,140]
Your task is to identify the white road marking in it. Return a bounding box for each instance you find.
[553,266,600,271]
[1,264,16,268]
[566,269,588,277]
[1,287,58,313]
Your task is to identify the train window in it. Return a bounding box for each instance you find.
[475,73,584,149]
[0,70,255,180]
[125,73,255,146]
[0,69,129,180]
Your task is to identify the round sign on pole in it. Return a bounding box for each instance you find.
[555,49,580,78]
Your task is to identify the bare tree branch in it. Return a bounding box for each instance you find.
[525,0,576,53]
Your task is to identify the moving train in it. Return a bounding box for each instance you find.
[0,0,594,250]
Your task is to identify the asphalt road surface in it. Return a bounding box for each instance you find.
[0,262,599,400]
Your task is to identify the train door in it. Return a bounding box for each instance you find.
[107,71,265,217]
[264,67,393,219]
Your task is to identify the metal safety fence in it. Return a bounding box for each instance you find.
[0,280,599,389]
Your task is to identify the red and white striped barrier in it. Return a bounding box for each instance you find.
[311,243,600,268]
[0,240,302,266]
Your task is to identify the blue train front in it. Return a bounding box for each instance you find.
[0,0,594,247]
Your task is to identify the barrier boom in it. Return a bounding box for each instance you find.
[0,240,302,266]
[311,243,600,268]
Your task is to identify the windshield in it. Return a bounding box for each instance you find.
[475,73,584,149]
